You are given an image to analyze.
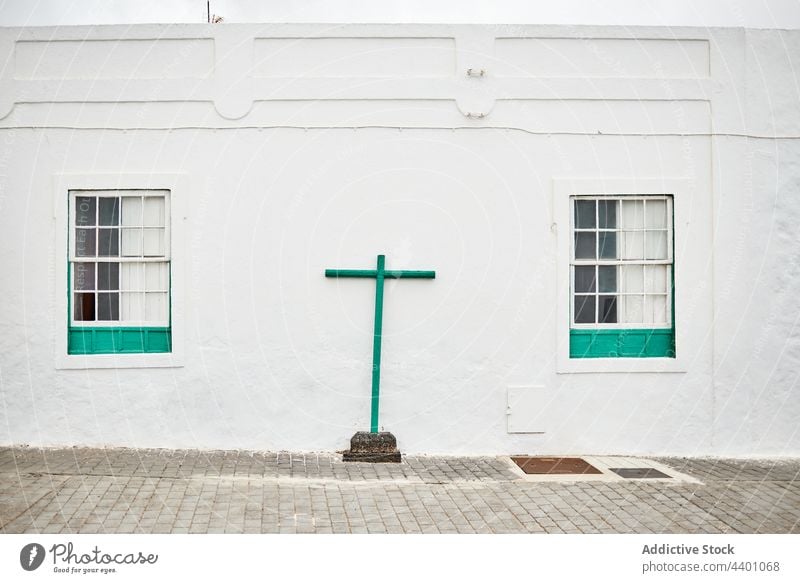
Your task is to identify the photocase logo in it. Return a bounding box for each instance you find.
[20,543,46,571]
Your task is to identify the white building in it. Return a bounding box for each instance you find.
[0,24,798,456]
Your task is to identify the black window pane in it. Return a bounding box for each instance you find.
[598,200,617,228]
[574,295,595,324]
[99,197,120,226]
[97,229,119,257]
[598,231,617,259]
[574,266,596,293]
[97,293,120,321]
[599,295,617,323]
[75,228,96,257]
[74,262,95,291]
[74,293,95,321]
[75,196,96,226]
[574,232,596,259]
[97,262,119,290]
[574,200,596,229]
[598,266,617,293]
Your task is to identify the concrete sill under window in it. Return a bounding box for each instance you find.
[57,352,182,370]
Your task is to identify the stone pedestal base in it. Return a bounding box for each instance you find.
[342,431,401,463]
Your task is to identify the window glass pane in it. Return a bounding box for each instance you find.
[599,295,617,323]
[598,200,617,228]
[121,229,143,257]
[74,292,95,321]
[97,262,119,291]
[598,266,616,293]
[75,196,96,226]
[143,197,166,227]
[97,293,120,321]
[574,295,595,324]
[97,229,119,257]
[143,228,165,257]
[574,232,596,259]
[121,292,145,321]
[620,231,644,260]
[121,263,145,291]
[620,265,643,293]
[145,292,169,322]
[98,197,120,226]
[645,295,668,324]
[75,228,96,257]
[620,295,643,323]
[620,200,644,229]
[122,197,143,226]
[645,265,668,293]
[574,266,596,293]
[73,262,95,291]
[645,230,668,259]
[598,231,617,259]
[145,262,169,291]
[574,200,596,229]
[645,199,667,229]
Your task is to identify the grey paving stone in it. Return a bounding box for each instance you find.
[1,447,799,534]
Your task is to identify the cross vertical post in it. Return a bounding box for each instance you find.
[325,254,435,434]
[371,254,385,432]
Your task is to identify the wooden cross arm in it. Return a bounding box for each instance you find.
[325,269,376,277]
[384,270,435,279]
[325,269,435,279]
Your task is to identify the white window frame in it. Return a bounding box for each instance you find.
[54,173,187,369]
[554,177,690,374]
[570,195,674,329]
[69,190,172,328]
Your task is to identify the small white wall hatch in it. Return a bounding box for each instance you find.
[506,385,548,434]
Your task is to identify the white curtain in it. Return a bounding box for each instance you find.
[117,195,168,323]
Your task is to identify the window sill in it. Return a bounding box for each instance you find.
[56,352,183,370]
[557,356,687,374]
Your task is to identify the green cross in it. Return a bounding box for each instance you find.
[325,254,436,433]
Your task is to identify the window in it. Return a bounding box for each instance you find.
[570,195,675,358]
[68,190,171,354]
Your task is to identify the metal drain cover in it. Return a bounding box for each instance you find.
[512,457,602,475]
[610,468,671,479]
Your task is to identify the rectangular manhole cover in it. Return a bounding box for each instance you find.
[610,468,671,479]
[511,457,602,475]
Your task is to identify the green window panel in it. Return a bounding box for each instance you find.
[67,327,171,354]
[570,328,675,358]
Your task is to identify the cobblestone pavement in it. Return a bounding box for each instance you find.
[1,447,798,534]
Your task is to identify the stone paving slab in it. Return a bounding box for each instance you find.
[0,447,798,534]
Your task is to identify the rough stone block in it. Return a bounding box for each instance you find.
[342,432,401,463]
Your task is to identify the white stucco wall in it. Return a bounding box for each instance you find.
[0,24,797,456]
